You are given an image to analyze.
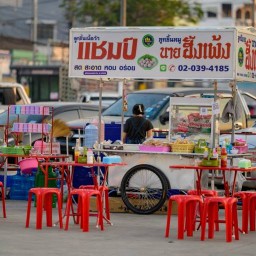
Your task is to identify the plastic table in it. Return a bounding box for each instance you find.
[169,165,256,196]
[39,161,127,224]
[0,153,69,195]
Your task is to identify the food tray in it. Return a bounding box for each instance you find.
[139,145,171,152]
[170,143,194,153]
[200,159,219,167]
[0,146,32,155]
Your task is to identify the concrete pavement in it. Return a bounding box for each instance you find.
[0,200,256,256]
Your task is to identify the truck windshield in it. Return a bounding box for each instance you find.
[102,93,169,120]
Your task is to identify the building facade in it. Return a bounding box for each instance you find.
[194,0,256,27]
[0,0,70,101]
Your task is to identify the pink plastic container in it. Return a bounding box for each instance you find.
[139,145,171,152]
[34,140,47,153]
[233,144,248,154]
[18,158,38,174]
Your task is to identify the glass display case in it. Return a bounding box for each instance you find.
[168,97,220,148]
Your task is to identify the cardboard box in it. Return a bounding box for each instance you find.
[90,197,178,215]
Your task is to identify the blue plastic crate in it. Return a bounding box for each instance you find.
[104,122,121,142]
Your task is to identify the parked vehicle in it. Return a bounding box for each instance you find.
[1,102,104,150]
[102,87,254,133]
[78,92,121,106]
[220,122,256,150]
[0,82,31,113]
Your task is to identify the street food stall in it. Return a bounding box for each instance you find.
[69,26,256,214]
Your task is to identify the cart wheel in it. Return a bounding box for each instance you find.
[120,164,169,214]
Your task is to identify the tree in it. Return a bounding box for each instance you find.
[60,0,203,27]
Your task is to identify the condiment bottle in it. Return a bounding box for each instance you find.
[74,139,81,163]
[203,148,208,160]
[221,147,227,167]
[87,149,94,164]
[212,148,218,160]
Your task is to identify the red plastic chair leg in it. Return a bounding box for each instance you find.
[42,189,63,229]
[44,193,53,227]
[249,194,256,231]
[0,182,6,218]
[64,193,73,231]
[26,188,43,229]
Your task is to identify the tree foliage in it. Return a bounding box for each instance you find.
[60,0,203,27]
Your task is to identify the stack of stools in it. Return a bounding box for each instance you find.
[233,191,256,234]
[26,187,63,229]
[0,181,6,218]
[65,188,104,232]
[200,197,239,242]
[165,194,203,239]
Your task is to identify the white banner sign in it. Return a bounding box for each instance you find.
[69,27,236,80]
[236,28,256,82]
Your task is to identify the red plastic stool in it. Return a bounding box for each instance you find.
[26,188,63,230]
[187,189,219,231]
[201,197,239,242]
[79,185,110,222]
[165,195,203,239]
[248,193,256,231]
[0,181,6,218]
[65,188,104,232]
[233,191,256,234]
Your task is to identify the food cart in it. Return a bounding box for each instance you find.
[69,26,256,214]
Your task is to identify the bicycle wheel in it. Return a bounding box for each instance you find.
[120,164,169,214]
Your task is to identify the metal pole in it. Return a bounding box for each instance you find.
[253,0,256,27]
[121,79,126,142]
[120,0,127,26]
[98,79,103,144]
[33,0,38,65]
[212,80,217,149]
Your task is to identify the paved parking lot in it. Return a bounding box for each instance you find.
[0,200,256,256]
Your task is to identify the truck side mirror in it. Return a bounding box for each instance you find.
[159,112,169,125]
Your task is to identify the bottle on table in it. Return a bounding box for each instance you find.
[87,149,94,164]
[221,147,228,167]
[203,147,208,160]
[211,148,218,160]
[74,138,81,163]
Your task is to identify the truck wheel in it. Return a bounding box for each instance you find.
[120,164,169,214]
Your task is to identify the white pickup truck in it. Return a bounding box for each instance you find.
[0,82,31,113]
